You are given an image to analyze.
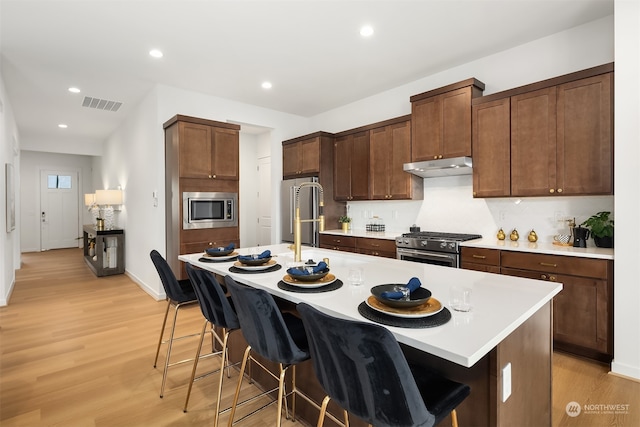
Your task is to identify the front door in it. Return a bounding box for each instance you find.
[40,170,79,250]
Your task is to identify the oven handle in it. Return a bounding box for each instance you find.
[396,248,456,260]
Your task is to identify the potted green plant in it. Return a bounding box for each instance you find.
[581,211,614,248]
[338,215,351,232]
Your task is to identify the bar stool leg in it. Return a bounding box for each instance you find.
[160,303,181,398]
[227,346,252,427]
[451,409,459,427]
[183,319,208,411]
[213,330,231,427]
[153,299,171,368]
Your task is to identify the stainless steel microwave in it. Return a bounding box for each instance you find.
[182,192,238,229]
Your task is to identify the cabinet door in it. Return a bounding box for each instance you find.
[300,138,320,175]
[511,87,557,196]
[472,98,511,197]
[369,126,390,199]
[350,131,370,200]
[282,142,300,178]
[556,73,613,195]
[179,122,213,178]
[333,136,352,200]
[441,87,472,158]
[388,121,412,199]
[212,127,239,180]
[411,95,442,161]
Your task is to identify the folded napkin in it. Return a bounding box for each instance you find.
[237,250,271,262]
[207,242,235,253]
[287,261,328,276]
[380,277,422,300]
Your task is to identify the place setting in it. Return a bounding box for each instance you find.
[228,249,282,274]
[198,243,239,263]
[277,260,343,293]
[357,277,452,328]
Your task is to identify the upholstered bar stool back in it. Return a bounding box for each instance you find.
[149,249,199,398]
[297,303,471,427]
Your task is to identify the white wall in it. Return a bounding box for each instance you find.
[19,151,95,252]
[239,132,259,247]
[612,0,640,380]
[0,71,20,306]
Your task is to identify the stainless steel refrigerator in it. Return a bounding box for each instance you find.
[281,177,319,246]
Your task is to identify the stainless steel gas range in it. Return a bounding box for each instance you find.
[395,231,482,268]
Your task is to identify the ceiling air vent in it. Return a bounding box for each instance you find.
[82,96,123,112]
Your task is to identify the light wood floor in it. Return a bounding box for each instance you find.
[1,249,638,427]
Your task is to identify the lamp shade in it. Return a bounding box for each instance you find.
[95,189,123,206]
[84,193,96,206]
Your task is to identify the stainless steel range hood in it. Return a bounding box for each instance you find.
[403,157,473,178]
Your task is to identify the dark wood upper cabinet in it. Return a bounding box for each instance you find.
[472,98,511,197]
[334,131,370,201]
[176,120,239,180]
[472,63,614,198]
[370,119,422,200]
[556,73,613,195]
[282,136,320,178]
[410,78,485,162]
[511,87,558,196]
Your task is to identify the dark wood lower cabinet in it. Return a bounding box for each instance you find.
[500,252,613,362]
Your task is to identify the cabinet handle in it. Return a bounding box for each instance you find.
[549,189,555,193]
[539,262,557,267]
[434,155,438,159]
[541,274,547,280]
[208,175,212,178]
[371,243,380,247]
[438,155,443,159]
[549,276,557,282]
[212,174,216,178]
[336,239,341,243]
[472,254,486,259]
[557,188,563,193]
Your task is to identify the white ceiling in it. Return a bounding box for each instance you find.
[1,0,613,149]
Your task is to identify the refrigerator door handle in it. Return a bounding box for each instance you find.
[289,185,296,234]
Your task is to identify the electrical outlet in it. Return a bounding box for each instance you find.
[554,211,565,222]
[499,211,506,221]
[502,363,512,402]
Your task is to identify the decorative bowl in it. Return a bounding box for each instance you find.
[205,247,234,257]
[370,284,432,308]
[286,266,330,282]
[238,256,272,266]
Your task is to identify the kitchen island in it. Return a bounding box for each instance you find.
[180,243,562,426]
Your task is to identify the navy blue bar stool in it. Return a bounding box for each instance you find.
[297,302,471,427]
[184,264,240,426]
[149,250,199,397]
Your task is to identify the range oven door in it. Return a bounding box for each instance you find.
[396,247,459,268]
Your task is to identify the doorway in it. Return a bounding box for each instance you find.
[40,169,80,250]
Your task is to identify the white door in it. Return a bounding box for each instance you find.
[257,157,272,246]
[40,170,80,250]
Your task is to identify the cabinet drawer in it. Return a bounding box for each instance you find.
[319,244,356,253]
[356,248,396,259]
[181,240,240,255]
[319,235,356,248]
[355,237,396,253]
[463,263,501,274]
[461,247,500,266]
[500,251,609,279]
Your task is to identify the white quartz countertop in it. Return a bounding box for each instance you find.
[461,238,614,260]
[180,243,561,368]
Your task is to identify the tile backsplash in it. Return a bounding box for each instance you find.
[347,175,614,242]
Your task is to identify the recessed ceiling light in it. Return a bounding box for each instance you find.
[58,124,68,129]
[68,87,81,93]
[360,25,374,37]
[262,81,272,89]
[149,49,163,58]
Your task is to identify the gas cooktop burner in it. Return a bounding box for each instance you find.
[400,231,482,242]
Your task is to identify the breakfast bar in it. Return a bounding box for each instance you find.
[180,243,562,426]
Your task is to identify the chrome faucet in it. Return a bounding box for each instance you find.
[293,182,325,262]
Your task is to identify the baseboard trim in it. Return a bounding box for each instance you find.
[610,361,640,382]
[124,270,165,301]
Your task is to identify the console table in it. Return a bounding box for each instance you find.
[83,224,125,276]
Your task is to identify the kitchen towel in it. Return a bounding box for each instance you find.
[380,277,422,300]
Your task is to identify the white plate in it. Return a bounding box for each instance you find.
[282,273,337,289]
[202,251,239,261]
[233,259,278,271]
[365,296,443,318]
